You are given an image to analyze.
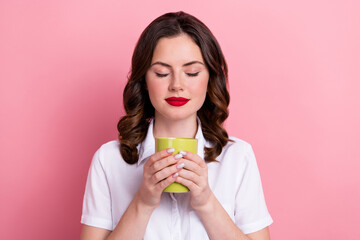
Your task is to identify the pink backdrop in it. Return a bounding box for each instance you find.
[1,1,359,239]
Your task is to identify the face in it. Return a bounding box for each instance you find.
[145,34,209,122]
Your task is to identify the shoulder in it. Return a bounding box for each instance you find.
[99,139,120,150]
[97,140,120,156]
[224,136,254,155]
[217,136,256,164]
[92,140,122,167]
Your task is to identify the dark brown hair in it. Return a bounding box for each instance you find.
[117,11,231,164]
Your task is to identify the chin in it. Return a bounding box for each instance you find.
[157,111,197,122]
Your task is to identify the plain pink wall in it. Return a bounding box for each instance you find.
[1,1,359,239]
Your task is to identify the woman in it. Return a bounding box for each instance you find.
[81,11,273,240]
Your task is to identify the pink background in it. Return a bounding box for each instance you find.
[1,1,359,239]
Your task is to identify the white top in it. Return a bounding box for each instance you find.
[81,119,273,239]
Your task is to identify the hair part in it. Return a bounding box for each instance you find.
[117,11,232,164]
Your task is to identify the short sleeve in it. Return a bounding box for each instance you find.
[81,146,113,230]
[234,144,273,234]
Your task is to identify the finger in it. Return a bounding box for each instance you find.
[177,168,203,187]
[144,148,175,168]
[176,159,202,176]
[151,163,181,185]
[149,153,182,175]
[175,174,198,192]
[155,173,178,191]
[179,151,207,168]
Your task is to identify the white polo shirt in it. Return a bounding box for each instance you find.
[81,119,273,239]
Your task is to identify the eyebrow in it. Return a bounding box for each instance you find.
[150,61,204,68]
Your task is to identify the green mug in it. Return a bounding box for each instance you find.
[155,137,198,193]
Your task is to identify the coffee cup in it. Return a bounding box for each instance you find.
[155,137,198,193]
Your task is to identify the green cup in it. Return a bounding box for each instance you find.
[155,137,198,193]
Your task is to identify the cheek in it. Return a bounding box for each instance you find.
[146,80,167,105]
[190,77,209,96]
[147,84,159,101]
[148,80,165,91]
[145,75,159,96]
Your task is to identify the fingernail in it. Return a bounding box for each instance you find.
[179,150,187,156]
[177,162,185,169]
[172,172,179,178]
[167,148,175,153]
[174,154,183,159]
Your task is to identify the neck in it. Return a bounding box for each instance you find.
[153,114,198,139]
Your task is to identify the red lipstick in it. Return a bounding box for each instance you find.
[165,97,190,106]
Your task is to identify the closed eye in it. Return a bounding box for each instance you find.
[155,73,169,77]
[187,72,199,77]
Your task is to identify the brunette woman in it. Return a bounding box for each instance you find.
[81,11,273,240]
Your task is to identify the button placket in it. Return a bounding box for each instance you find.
[170,193,181,240]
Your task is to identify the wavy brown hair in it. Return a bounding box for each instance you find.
[117,11,231,164]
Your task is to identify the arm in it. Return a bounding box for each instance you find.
[80,193,155,240]
[195,192,250,240]
[175,151,271,240]
[195,193,270,239]
[247,227,271,239]
[81,148,183,240]
[80,198,270,240]
[107,195,156,240]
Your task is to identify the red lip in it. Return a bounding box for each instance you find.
[165,97,190,106]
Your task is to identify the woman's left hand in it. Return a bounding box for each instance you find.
[174,151,213,210]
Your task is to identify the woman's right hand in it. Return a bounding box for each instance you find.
[81,149,184,240]
[134,148,183,208]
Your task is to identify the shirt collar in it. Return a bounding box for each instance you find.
[136,118,209,166]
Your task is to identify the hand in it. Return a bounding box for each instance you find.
[135,148,182,209]
[174,151,213,210]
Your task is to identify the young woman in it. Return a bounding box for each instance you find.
[81,11,273,240]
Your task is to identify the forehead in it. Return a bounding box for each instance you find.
[151,34,204,64]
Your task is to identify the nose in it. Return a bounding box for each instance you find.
[168,72,183,92]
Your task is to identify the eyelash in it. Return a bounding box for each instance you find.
[155,73,169,77]
[155,72,200,77]
[187,72,199,77]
